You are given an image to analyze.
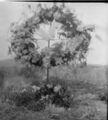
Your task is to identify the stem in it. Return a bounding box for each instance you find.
[48,39,50,48]
[46,40,50,83]
[73,64,77,81]
[47,66,50,83]
[46,22,52,83]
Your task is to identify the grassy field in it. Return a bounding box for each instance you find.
[0,59,107,120]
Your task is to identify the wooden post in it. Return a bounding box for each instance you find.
[46,40,50,83]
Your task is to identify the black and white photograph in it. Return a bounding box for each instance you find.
[0,2,107,120]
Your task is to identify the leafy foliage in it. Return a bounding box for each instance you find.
[9,3,94,69]
[3,83,73,111]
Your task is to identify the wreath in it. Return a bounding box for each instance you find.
[9,3,94,68]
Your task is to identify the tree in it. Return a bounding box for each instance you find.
[9,3,94,83]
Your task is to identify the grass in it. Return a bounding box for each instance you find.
[0,64,107,120]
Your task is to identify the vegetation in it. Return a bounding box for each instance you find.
[0,63,107,120]
[9,3,94,82]
[0,3,107,120]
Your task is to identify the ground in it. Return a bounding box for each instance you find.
[0,61,107,120]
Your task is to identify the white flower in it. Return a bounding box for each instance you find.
[32,85,40,92]
[54,85,61,92]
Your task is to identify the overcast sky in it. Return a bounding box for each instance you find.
[0,2,108,65]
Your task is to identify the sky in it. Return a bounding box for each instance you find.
[0,2,108,65]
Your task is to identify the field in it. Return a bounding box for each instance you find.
[0,59,107,120]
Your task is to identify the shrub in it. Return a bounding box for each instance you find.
[9,89,36,107]
[51,85,73,109]
[3,82,73,112]
[27,99,46,111]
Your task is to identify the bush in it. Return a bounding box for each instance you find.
[51,85,73,108]
[3,82,73,112]
[8,88,36,107]
[27,100,46,111]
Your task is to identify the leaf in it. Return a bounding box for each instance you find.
[9,3,94,68]
[36,28,50,41]
[48,19,57,39]
[67,35,83,53]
